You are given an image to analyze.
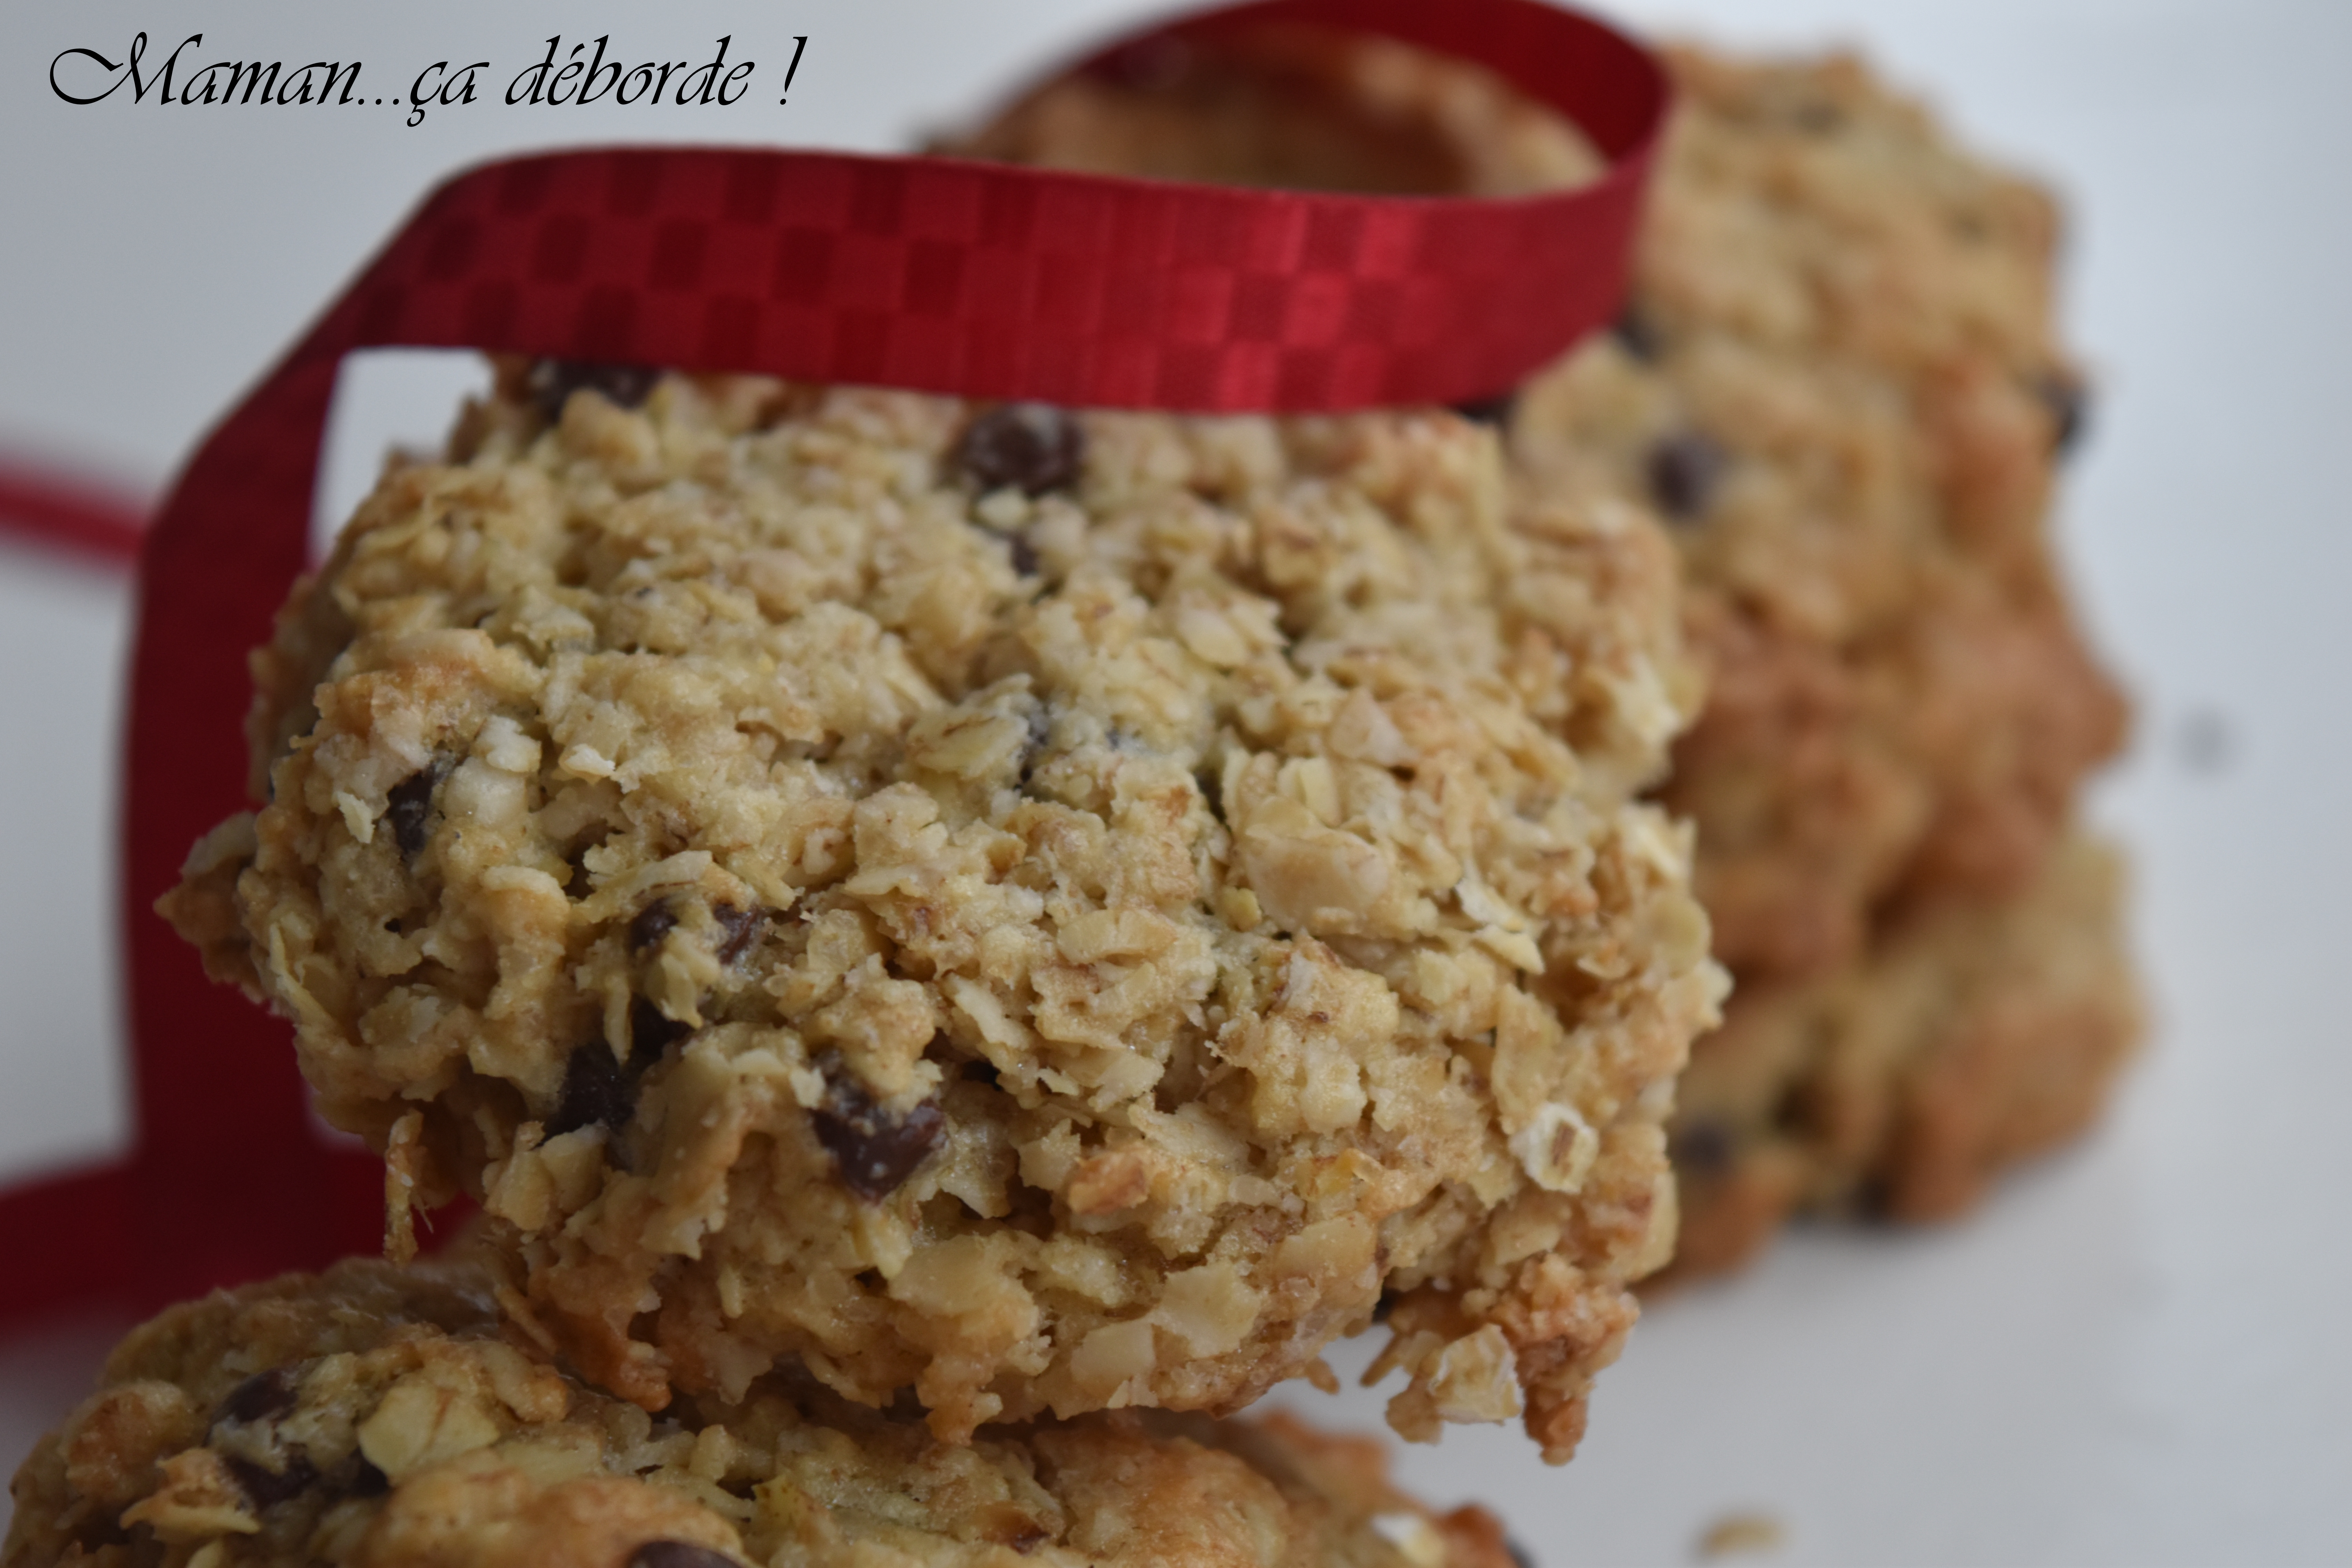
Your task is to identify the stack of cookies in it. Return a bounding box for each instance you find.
[5,22,2136,1568]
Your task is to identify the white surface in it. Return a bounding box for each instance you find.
[4,2,2348,1562]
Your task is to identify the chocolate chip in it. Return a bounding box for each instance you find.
[1670,1119,1736,1179]
[385,766,444,860]
[714,904,764,965]
[628,1544,740,1568]
[2034,371,2090,459]
[1007,1525,1049,1554]
[1507,1540,1538,1568]
[529,360,660,423]
[1612,305,1662,363]
[956,404,1085,497]
[1647,430,1728,522]
[629,901,678,953]
[1006,532,1041,577]
[631,995,695,1056]
[348,1459,390,1498]
[223,1451,316,1510]
[1450,390,1519,427]
[813,1071,946,1201]
[1018,707,1055,790]
[1197,770,1227,826]
[549,1042,637,1137]
[214,1367,299,1428]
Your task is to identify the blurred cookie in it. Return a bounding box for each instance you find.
[1514,46,2129,976]
[1664,832,2141,1278]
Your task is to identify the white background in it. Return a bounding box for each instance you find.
[2,2,2347,1562]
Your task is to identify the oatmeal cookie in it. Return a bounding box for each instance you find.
[2,1257,1528,1568]
[1663,832,2141,1279]
[952,23,1606,199]
[958,30,2138,1275]
[1513,46,2130,978]
[1513,48,2138,1267]
[162,365,1719,1458]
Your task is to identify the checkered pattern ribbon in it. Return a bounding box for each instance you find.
[0,0,1666,1323]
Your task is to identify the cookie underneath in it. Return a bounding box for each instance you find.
[2,1256,1527,1568]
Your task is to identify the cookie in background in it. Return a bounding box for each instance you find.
[955,23,2140,1279]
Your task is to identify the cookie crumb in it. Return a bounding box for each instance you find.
[1695,1510,1785,1560]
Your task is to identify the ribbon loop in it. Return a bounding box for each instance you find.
[53,0,1670,1318]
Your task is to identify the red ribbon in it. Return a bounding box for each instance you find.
[0,0,1667,1326]
[0,458,145,567]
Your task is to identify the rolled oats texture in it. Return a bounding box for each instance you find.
[164,361,1718,1460]
[2,1255,1529,1568]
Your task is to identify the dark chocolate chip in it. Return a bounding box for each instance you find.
[549,1042,637,1137]
[529,360,660,423]
[1018,708,1054,788]
[1507,1540,1538,1568]
[1670,1119,1736,1179]
[956,403,1085,497]
[2034,371,2090,459]
[631,995,695,1056]
[714,904,764,965]
[1450,390,1519,427]
[1612,305,1663,363]
[1647,430,1728,522]
[1187,762,1231,827]
[1769,1081,1806,1142]
[1006,532,1041,578]
[214,1367,299,1428]
[222,1451,317,1510]
[813,1072,946,1201]
[629,901,679,953]
[627,1544,740,1568]
[385,766,443,860]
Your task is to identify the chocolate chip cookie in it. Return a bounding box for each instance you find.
[2,1256,1530,1567]
[163,364,1719,1459]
